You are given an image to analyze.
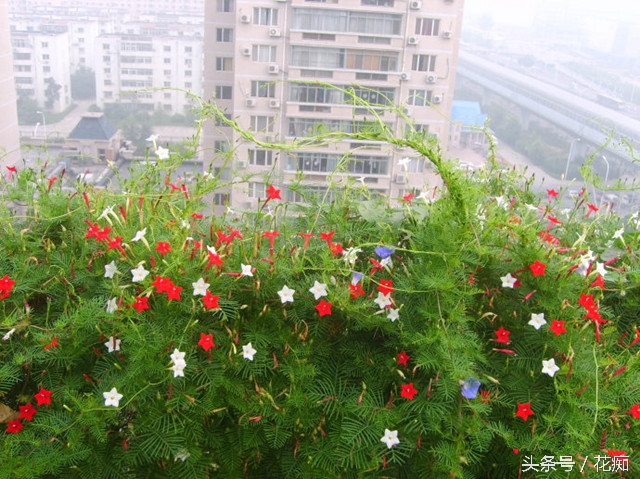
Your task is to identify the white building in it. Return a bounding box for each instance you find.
[203,0,465,210]
[94,25,203,114]
[0,0,20,165]
[11,27,72,113]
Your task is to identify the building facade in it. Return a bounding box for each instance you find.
[203,0,465,210]
[0,0,20,165]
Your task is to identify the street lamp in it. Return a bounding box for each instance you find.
[36,110,47,143]
[564,138,581,181]
[599,155,610,207]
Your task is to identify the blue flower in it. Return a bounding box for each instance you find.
[351,272,364,285]
[374,246,395,259]
[460,377,481,399]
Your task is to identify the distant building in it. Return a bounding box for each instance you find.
[65,112,121,162]
[0,0,20,164]
[95,24,203,114]
[9,0,204,17]
[11,26,72,113]
[449,100,488,149]
[202,0,466,211]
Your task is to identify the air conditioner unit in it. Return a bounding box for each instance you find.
[394,174,407,184]
[268,63,279,74]
[240,14,250,23]
[410,0,422,9]
[246,98,257,107]
[237,160,247,169]
[426,74,438,84]
[269,99,281,108]
[432,95,443,104]
[442,31,453,39]
[407,36,419,45]
[269,27,281,37]
[400,72,411,81]
[241,46,251,56]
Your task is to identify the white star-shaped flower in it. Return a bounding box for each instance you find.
[97,205,115,221]
[170,348,186,364]
[387,308,400,322]
[242,342,257,361]
[374,292,392,309]
[171,363,186,377]
[192,278,210,296]
[277,285,295,304]
[494,196,508,209]
[103,387,123,407]
[613,228,624,240]
[500,273,517,289]
[131,228,146,242]
[342,247,362,266]
[104,260,118,278]
[146,134,159,143]
[380,256,393,268]
[528,313,546,330]
[380,429,400,449]
[398,157,411,167]
[241,264,253,277]
[174,450,190,462]
[106,297,117,314]
[104,336,121,353]
[541,358,560,377]
[155,146,170,160]
[131,263,149,282]
[309,281,328,300]
[594,262,607,278]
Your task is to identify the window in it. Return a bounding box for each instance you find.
[104,91,113,99]
[79,38,84,43]
[216,28,233,42]
[216,57,233,71]
[164,58,171,64]
[43,66,50,73]
[290,46,398,72]
[253,7,278,26]
[411,54,436,72]
[164,92,172,99]
[252,45,277,63]
[362,0,394,5]
[251,81,275,98]
[185,70,192,76]
[185,46,193,53]
[43,54,50,60]
[216,0,234,12]
[103,43,110,50]
[214,193,231,205]
[248,182,266,198]
[289,83,340,104]
[249,149,274,166]
[286,152,339,172]
[164,81,171,87]
[407,89,433,106]
[164,69,171,75]
[41,42,48,48]
[291,9,401,35]
[164,45,171,52]
[358,36,391,44]
[250,116,275,132]
[185,82,192,88]
[104,79,112,86]
[214,140,230,152]
[185,59,192,67]
[215,113,232,126]
[415,18,440,36]
[215,85,233,100]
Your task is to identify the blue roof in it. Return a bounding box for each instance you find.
[451,101,488,129]
[68,115,117,140]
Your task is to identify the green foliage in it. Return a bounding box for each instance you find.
[70,67,97,101]
[1,94,639,478]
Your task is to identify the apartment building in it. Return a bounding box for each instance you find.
[9,0,204,17]
[203,0,465,210]
[11,26,72,113]
[0,0,20,164]
[95,24,203,114]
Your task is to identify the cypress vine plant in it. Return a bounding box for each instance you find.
[0,92,639,478]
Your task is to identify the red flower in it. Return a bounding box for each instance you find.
[262,230,280,249]
[165,284,183,301]
[18,404,37,421]
[95,226,112,242]
[298,232,314,249]
[34,388,52,406]
[546,189,558,198]
[587,203,599,212]
[198,333,215,351]
[578,293,596,310]
[320,231,335,244]
[529,260,546,277]
[349,283,365,299]
[265,184,281,201]
[44,335,59,350]
[590,274,605,289]
[401,193,415,203]
[202,291,220,310]
[5,419,23,434]
[400,382,418,400]
[107,236,124,252]
[494,326,511,344]
[549,319,567,336]
[151,276,174,294]
[330,242,344,256]
[155,241,172,256]
[0,275,16,294]
[608,449,628,458]
[627,403,640,419]
[84,220,101,240]
[132,296,150,313]
[206,251,225,269]
[515,402,534,421]
[315,299,333,317]
[396,351,410,367]
[377,279,394,295]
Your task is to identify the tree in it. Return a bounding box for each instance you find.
[16,93,40,125]
[70,67,96,101]
[44,77,61,109]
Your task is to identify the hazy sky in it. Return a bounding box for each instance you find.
[464,0,640,27]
